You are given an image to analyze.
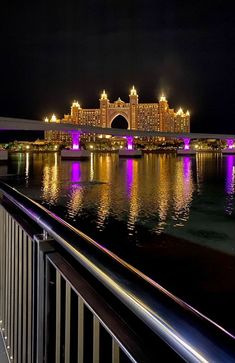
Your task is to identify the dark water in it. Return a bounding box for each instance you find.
[1,152,235,334]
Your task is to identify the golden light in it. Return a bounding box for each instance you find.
[51,114,57,122]
[160,94,167,102]
[44,117,49,123]
[26,145,30,150]
[72,101,81,108]
[130,85,137,96]
[101,90,107,100]
[176,108,184,116]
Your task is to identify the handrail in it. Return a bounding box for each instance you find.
[0,180,235,362]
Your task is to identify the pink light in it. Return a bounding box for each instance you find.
[71,131,81,150]
[183,138,190,151]
[126,159,134,197]
[71,162,81,182]
[226,139,234,150]
[127,136,134,150]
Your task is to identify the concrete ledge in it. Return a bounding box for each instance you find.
[61,149,91,160]
[177,149,196,155]
[0,150,8,162]
[119,149,142,158]
[222,148,235,154]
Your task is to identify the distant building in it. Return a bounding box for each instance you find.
[45,88,190,142]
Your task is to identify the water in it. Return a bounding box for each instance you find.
[1,152,235,334]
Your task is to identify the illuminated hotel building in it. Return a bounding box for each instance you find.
[45,87,190,142]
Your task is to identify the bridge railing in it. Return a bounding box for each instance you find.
[0,181,235,363]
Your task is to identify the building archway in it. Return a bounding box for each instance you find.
[111,115,129,129]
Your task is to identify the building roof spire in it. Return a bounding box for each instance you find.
[72,100,81,108]
[51,114,57,122]
[130,85,137,96]
[101,90,108,100]
[160,94,167,102]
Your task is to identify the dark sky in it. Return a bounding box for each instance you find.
[1,0,235,138]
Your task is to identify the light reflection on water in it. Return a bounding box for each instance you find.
[28,152,195,234]
[4,152,235,238]
[41,152,60,205]
[225,155,235,215]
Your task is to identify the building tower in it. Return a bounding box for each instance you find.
[159,94,169,132]
[129,86,138,129]
[71,101,82,124]
[185,110,190,132]
[100,90,109,128]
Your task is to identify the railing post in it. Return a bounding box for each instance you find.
[33,232,54,363]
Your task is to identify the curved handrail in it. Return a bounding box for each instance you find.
[0,180,235,362]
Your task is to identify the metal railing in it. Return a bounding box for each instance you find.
[0,180,235,363]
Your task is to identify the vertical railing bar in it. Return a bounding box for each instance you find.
[7,214,11,350]
[0,206,2,325]
[0,206,3,329]
[18,227,23,363]
[5,212,9,343]
[31,240,36,363]
[22,232,28,363]
[27,237,33,363]
[112,339,120,363]
[77,297,84,363]
[14,224,19,363]
[10,219,15,360]
[55,271,61,363]
[2,209,7,338]
[44,256,50,363]
[10,219,16,360]
[93,315,100,363]
[35,233,55,363]
[65,281,71,363]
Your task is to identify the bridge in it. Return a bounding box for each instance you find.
[0,116,235,158]
[1,116,235,139]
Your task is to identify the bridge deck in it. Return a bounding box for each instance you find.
[0,116,235,140]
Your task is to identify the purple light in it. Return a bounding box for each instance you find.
[225,155,234,215]
[183,157,191,180]
[226,139,234,150]
[71,162,81,183]
[183,138,190,151]
[127,136,134,150]
[71,131,81,150]
[126,159,134,197]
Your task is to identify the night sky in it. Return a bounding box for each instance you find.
[1,0,235,140]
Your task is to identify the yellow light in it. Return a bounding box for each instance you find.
[51,114,57,122]
[44,117,49,122]
[101,90,107,100]
[130,85,137,96]
[72,101,81,108]
[176,108,183,116]
[160,94,167,102]
[90,145,94,149]
[186,110,190,116]
[26,145,30,150]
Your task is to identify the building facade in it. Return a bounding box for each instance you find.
[45,87,190,142]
